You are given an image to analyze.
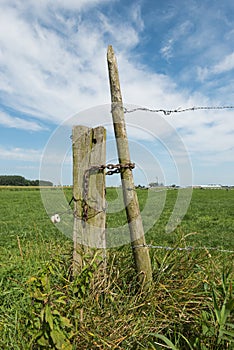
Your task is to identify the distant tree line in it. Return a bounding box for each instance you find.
[0,175,53,186]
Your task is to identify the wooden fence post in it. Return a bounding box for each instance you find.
[107,45,152,288]
[72,125,106,275]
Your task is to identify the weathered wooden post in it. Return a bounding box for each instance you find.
[72,125,106,274]
[107,45,152,287]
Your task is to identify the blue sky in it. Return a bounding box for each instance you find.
[0,0,234,186]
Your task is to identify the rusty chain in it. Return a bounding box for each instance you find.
[82,162,135,222]
[105,162,135,175]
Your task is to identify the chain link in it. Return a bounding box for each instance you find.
[105,162,135,175]
[82,162,135,222]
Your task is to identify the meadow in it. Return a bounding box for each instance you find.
[0,187,234,349]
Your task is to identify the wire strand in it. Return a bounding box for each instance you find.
[132,244,234,254]
[123,105,234,116]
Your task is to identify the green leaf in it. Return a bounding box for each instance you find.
[226,299,234,312]
[222,329,234,338]
[177,333,194,350]
[45,304,54,330]
[212,289,221,324]
[41,275,48,288]
[31,288,48,301]
[55,296,67,305]
[50,329,65,347]
[149,333,180,350]
[26,276,37,284]
[72,286,78,294]
[40,307,45,322]
[220,335,234,343]
[81,285,86,295]
[48,264,55,274]
[50,329,72,350]
[226,323,234,329]
[37,335,49,346]
[60,316,72,328]
[220,303,229,326]
[52,309,61,316]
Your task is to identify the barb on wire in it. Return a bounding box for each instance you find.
[123,105,234,116]
[132,244,234,254]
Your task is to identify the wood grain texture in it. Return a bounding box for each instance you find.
[107,45,152,287]
[72,125,106,274]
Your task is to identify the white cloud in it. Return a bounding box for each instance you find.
[0,0,208,127]
[160,40,174,60]
[0,0,113,14]
[169,109,234,165]
[213,52,234,74]
[130,2,144,31]
[0,6,107,120]
[160,20,193,60]
[0,0,188,130]
[0,111,45,131]
[196,67,209,82]
[197,52,234,81]
[0,146,42,161]
[99,13,140,50]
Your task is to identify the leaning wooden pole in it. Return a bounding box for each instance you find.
[107,45,152,287]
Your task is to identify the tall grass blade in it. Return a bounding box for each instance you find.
[149,333,180,350]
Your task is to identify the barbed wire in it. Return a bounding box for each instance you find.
[132,244,234,254]
[123,105,234,116]
[1,213,234,253]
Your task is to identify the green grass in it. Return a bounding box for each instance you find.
[0,187,234,349]
[106,187,234,249]
[148,188,234,249]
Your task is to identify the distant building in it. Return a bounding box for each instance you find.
[199,184,222,189]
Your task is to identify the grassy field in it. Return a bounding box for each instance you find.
[0,187,234,349]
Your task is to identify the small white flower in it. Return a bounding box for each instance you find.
[51,214,61,223]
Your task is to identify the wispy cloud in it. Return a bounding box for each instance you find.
[197,52,234,81]
[160,20,193,60]
[0,0,145,124]
[0,3,104,122]
[213,52,234,74]
[99,13,140,50]
[0,111,45,131]
[0,146,42,161]
[130,2,144,31]
[170,109,234,164]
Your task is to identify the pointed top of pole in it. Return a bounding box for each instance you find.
[107,45,116,63]
[107,44,113,55]
[107,45,122,104]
